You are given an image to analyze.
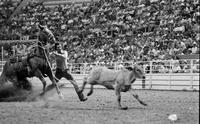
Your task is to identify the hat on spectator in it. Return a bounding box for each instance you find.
[68,19,74,24]
[193,42,197,45]
[161,0,166,4]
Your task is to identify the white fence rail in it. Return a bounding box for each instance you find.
[0,59,199,91]
[66,59,199,91]
[67,59,199,74]
[70,73,199,91]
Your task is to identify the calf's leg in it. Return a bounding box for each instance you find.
[78,77,87,93]
[87,85,94,96]
[129,89,147,106]
[115,84,128,110]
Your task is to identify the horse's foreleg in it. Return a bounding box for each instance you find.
[48,72,63,99]
[39,77,46,92]
[129,89,147,106]
[35,70,46,92]
[115,84,128,110]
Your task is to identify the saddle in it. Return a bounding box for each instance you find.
[9,55,32,75]
[9,56,23,63]
[9,53,34,64]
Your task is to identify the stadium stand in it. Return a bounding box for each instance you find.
[42,0,94,8]
[0,0,199,64]
[0,0,22,39]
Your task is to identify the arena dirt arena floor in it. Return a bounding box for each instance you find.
[0,79,199,124]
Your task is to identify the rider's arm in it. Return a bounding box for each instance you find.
[53,51,68,59]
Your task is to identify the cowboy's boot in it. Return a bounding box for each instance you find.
[71,80,87,102]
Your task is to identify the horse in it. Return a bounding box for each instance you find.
[0,23,64,99]
[0,43,63,99]
[78,65,147,110]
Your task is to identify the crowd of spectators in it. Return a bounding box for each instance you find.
[0,0,22,39]
[0,0,199,64]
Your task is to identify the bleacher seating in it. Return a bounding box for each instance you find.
[0,0,199,63]
[0,0,22,24]
[34,0,95,8]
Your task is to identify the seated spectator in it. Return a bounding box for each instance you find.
[171,59,183,73]
[0,0,199,64]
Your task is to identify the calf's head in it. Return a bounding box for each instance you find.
[132,65,145,79]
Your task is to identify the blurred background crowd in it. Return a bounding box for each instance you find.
[0,0,199,64]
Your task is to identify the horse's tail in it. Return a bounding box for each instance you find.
[0,72,8,86]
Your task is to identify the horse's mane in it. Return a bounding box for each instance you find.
[38,29,55,45]
[38,32,48,43]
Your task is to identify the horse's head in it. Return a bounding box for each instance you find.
[38,25,56,45]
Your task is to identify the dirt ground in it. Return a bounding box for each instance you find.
[0,83,199,124]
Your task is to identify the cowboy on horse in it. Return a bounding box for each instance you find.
[0,24,63,98]
[37,24,87,101]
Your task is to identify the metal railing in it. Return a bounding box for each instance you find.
[67,59,199,74]
[0,59,199,75]
[65,59,199,91]
[0,59,199,90]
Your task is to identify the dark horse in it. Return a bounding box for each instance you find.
[0,24,64,98]
[0,43,63,98]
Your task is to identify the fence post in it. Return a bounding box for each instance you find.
[169,60,172,90]
[1,46,3,72]
[1,46,3,61]
[149,61,152,89]
[140,61,146,89]
[142,76,145,89]
[69,63,72,73]
[190,59,193,90]
[83,63,87,74]
[114,62,117,70]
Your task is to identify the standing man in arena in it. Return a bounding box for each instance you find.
[52,43,87,101]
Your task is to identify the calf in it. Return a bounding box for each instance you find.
[79,65,147,110]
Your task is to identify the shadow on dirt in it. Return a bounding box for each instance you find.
[0,84,44,102]
[0,85,31,102]
[45,105,148,111]
[0,82,64,102]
